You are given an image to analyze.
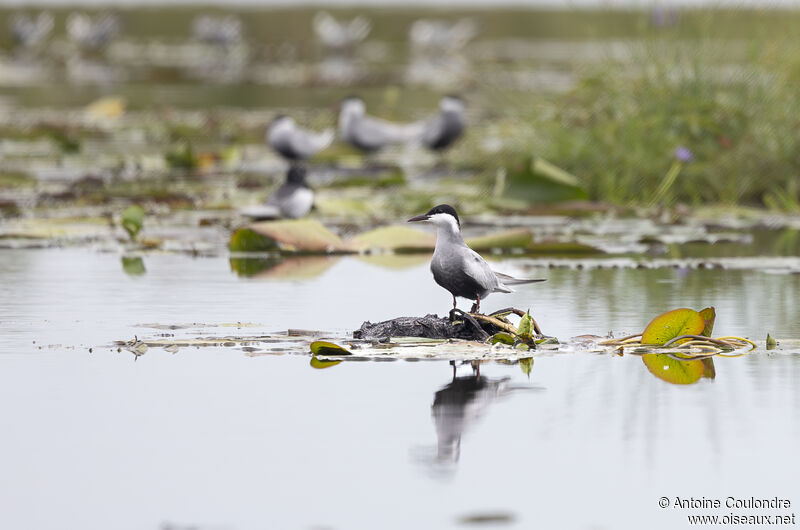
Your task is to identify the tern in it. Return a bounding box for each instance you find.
[339,96,425,153]
[408,204,545,313]
[267,115,334,161]
[421,96,466,152]
[268,165,314,219]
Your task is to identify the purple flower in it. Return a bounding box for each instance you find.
[674,146,693,163]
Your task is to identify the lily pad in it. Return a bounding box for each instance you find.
[641,308,705,346]
[642,354,706,385]
[349,225,434,252]
[489,332,516,345]
[465,228,533,251]
[121,205,145,241]
[233,219,348,253]
[309,341,352,356]
[699,307,716,337]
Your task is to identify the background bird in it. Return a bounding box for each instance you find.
[338,96,425,153]
[267,115,334,161]
[408,204,545,313]
[10,12,54,49]
[268,165,314,219]
[420,95,466,152]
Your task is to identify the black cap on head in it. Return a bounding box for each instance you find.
[426,204,460,227]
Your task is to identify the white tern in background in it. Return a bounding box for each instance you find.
[267,115,334,161]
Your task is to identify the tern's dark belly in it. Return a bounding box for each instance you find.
[431,260,486,301]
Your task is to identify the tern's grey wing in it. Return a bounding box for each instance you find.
[460,247,509,294]
[289,128,334,159]
[357,116,425,146]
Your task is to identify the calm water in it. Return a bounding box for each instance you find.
[1,248,799,530]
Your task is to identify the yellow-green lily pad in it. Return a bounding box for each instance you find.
[310,341,352,356]
[641,308,705,346]
[349,225,434,252]
[642,354,706,385]
[465,228,533,251]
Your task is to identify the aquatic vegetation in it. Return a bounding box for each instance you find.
[120,205,145,241]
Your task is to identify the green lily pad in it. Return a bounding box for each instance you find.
[310,341,352,356]
[642,354,706,385]
[489,332,516,345]
[767,334,777,350]
[121,205,145,241]
[641,308,705,346]
[232,219,348,253]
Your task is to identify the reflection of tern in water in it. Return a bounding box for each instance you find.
[431,365,543,465]
[229,255,339,280]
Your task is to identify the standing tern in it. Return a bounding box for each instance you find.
[268,165,314,219]
[408,204,545,313]
[339,96,425,153]
[267,115,334,161]
[421,95,466,152]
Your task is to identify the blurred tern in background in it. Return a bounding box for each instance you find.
[339,96,425,153]
[66,12,120,50]
[313,12,371,52]
[10,12,53,50]
[420,95,466,153]
[268,165,314,219]
[267,115,334,162]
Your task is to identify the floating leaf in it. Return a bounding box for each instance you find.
[517,310,533,339]
[466,229,533,251]
[766,334,777,350]
[699,307,716,337]
[641,308,705,345]
[519,357,533,376]
[349,225,434,252]
[310,341,352,356]
[121,205,145,241]
[642,354,705,385]
[310,356,342,369]
[229,228,277,252]
[240,219,348,253]
[489,332,516,345]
